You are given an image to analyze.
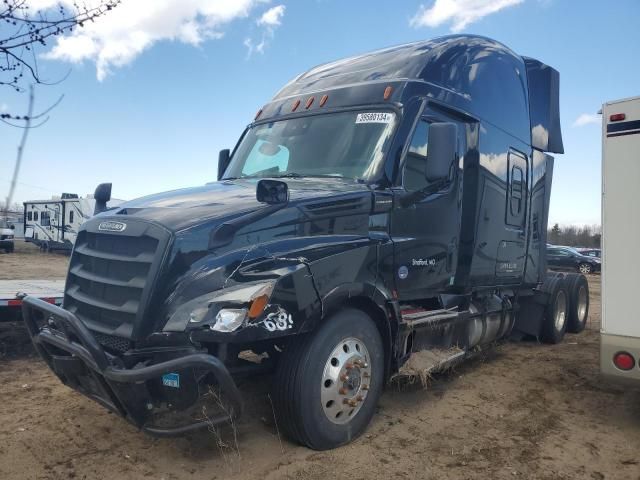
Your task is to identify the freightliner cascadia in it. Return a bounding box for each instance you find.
[23,35,589,450]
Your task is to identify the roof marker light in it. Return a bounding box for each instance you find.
[305,97,314,109]
[254,108,263,120]
[319,94,328,106]
[383,86,393,100]
[292,99,301,112]
[610,113,626,122]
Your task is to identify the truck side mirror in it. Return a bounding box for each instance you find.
[426,123,457,183]
[256,179,289,204]
[218,149,231,181]
[10,224,15,230]
[93,183,112,215]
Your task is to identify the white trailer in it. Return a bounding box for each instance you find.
[601,96,640,382]
[23,193,122,252]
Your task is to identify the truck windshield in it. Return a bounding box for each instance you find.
[224,110,397,181]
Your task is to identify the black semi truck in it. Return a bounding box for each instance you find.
[23,35,589,450]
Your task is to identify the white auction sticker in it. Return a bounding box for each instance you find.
[355,112,394,124]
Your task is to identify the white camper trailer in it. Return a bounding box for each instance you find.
[23,193,122,252]
[601,96,640,383]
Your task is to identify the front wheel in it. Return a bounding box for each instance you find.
[578,263,592,274]
[272,308,384,450]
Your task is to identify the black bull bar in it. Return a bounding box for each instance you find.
[22,296,243,436]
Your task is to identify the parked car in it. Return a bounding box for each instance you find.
[0,219,15,253]
[547,246,600,274]
[577,248,601,258]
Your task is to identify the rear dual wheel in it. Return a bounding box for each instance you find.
[565,273,589,333]
[541,274,569,344]
[272,308,384,450]
[540,272,590,342]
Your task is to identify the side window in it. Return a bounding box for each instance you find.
[27,211,32,221]
[506,151,527,228]
[242,139,289,176]
[34,211,38,222]
[510,166,524,216]
[41,212,50,227]
[69,210,74,223]
[404,119,430,192]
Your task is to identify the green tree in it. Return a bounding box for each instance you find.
[550,223,561,244]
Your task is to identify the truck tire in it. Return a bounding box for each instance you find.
[272,308,384,450]
[564,273,589,333]
[540,275,569,344]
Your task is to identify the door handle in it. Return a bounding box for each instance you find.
[447,241,455,272]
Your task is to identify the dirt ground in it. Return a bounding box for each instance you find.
[0,241,69,280]
[1,248,639,479]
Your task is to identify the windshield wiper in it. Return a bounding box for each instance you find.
[273,173,350,179]
[273,172,305,178]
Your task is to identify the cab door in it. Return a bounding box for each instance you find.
[390,115,462,300]
[495,150,529,282]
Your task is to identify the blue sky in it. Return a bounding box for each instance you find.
[2,0,639,225]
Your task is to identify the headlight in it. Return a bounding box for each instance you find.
[212,308,248,332]
[163,281,275,332]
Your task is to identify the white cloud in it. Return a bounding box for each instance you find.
[410,0,524,32]
[257,5,285,27]
[0,103,8,112]
[37,0,264,81]
[573,113,601,127]
[245,4,285,57]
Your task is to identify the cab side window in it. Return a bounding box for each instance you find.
[404,120,430,192]
[69,210,74,223]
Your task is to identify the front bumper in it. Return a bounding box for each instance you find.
[22,296,243,436]
[0,239,13,249]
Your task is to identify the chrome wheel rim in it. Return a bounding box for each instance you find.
[577,285,588,323]
[321,337,371,425]
[579,264,591,274]
[554,290,567,331]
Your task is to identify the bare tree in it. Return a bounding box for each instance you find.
[2,1,120,215]
[0,0,119,121]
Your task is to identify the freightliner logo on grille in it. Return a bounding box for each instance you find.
[98,221,127,232]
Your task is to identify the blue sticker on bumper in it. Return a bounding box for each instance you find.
[162,373,180,388]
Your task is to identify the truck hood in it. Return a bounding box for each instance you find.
[106,178,373,231]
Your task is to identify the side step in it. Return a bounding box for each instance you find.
[400,306,461,327]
